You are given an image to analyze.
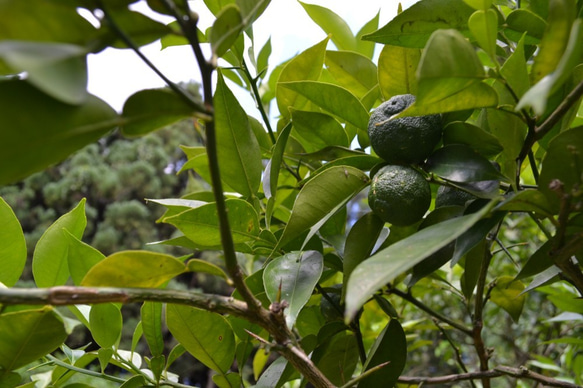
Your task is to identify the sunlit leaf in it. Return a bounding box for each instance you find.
[355,11,379,58]
[166,304,235,373]
[64,229,105,286]
[0,197,26,287]
[490,276,526,322]
[210,4,243,57]
[299,2,357,51]
[500,34,530,99]
[0,307,67,371]
[186,259,230,281]
[346,203,494,320]
[377,44,421,99]
[362,0,474,48]
[325,50,377,99]
[33,199,87,288]
[468,9,498,59]
[463,0,492,9]
[0,81,118,185]
[263,251,323,328]
[290,109,348,152]
[81,250,186,287]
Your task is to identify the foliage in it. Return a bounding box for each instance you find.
[1,0,583,387]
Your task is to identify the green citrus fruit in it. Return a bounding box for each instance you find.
[368,94,442,164]
[368,164,431,226]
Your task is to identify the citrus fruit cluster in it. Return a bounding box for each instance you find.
[367,94,442,226]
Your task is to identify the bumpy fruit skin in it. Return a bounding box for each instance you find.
[368,164,431,226]
[368,94,442,164]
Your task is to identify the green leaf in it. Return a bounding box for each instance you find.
[186,259,230,281]
[101,8,171,49]
[417,29,485,105]
[0,81,118,185]
[256,356,287,388]
[443,121,503,158]
[89,303,122,348]
[166,304,235,374]
[210,4,243,57]
[64,229,105,286]
[0,197,26,287]
[264,123,292,200]
[362,0,475,48]
[517,19,583,115]
[530,0,576,83]
[32,199,87,288]
[539,126,583,211]
[236,0,271,26]
[311,333,359,386]
[279,81,370,131]
[214,71,263,197]
[343,212,386,292]
[345,202,494,320]
[263,251,323,328]
[141,302,164,357]
[358,319,407,387]
[276,37,328,120]
[276,166,370,250]
[256,36,271,74]
[164,199,260,247]
[490,276,526,322]
[0,0,96,46]
[213,372,242,388]
[377,44,421,99]
[504,9,547,44]
[355,11,379,58]
[290,109,348,152]
[463,0,493,9]
[299,2,357,51]
[468,9,498,59]
[515,240,555,280]
[0,41,87,105]
[500,34,531,99]
[0,307,67,371]
[81,250,186,287]
[424,144,508,183]
[325,50,377,99]
[497,190,555,219]
[121,88,204,137]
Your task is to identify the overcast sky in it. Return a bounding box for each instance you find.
[87,1,417,112]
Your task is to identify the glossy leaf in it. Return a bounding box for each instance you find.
[276,166,369,250]
[64,229,105,286]
[346,203,494,320]
[276,37,328,119]
[377,44,421,99]
[0,0,96,45]
[121,88,204,137]
[141,302,164,357]
[417,29,485,105]
[443,121,503,158]
[90,303,122,348]
[517,19,583,115]
[539,126,583,211]
[279,81,370,131]
[299,2,357,51]
[425,144,508,183]
[263,251,323,328]
[186,259,229,281]
[325,50,377,98]
[530,0,576,83]
[504,9,547,44]
[166,304,235,373]
[214,71,263,197]
[0,197,26,287]
[362,0,475,48]
[164,199,260,247]
[500,35,530,99]
[358,319,407,387]
[210,4,243,57]
[33,199,87,288]
[490,276,526,322]
[290,109,348,152]
[0,81,118,185]
[81,251,186,287]
[0,307,67,371]
[468,9,498,59]
[343,212,386,289]
[0,41,87,104]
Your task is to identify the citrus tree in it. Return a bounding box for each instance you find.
[1,0,583,387]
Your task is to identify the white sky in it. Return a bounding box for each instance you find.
[87,1,417,112]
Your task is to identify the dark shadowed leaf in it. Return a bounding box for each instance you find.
[0,81,118,185]
[0,307,67,371]
[362,0,474,48]
[515,240,555,280]
[101,8,171,49]
[166,304,235,374]
[311,332,359,386]
[443,121,503,158]
[0,197,26,287]
[264,251,323,328]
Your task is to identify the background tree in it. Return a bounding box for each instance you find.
[1,0,583,387]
